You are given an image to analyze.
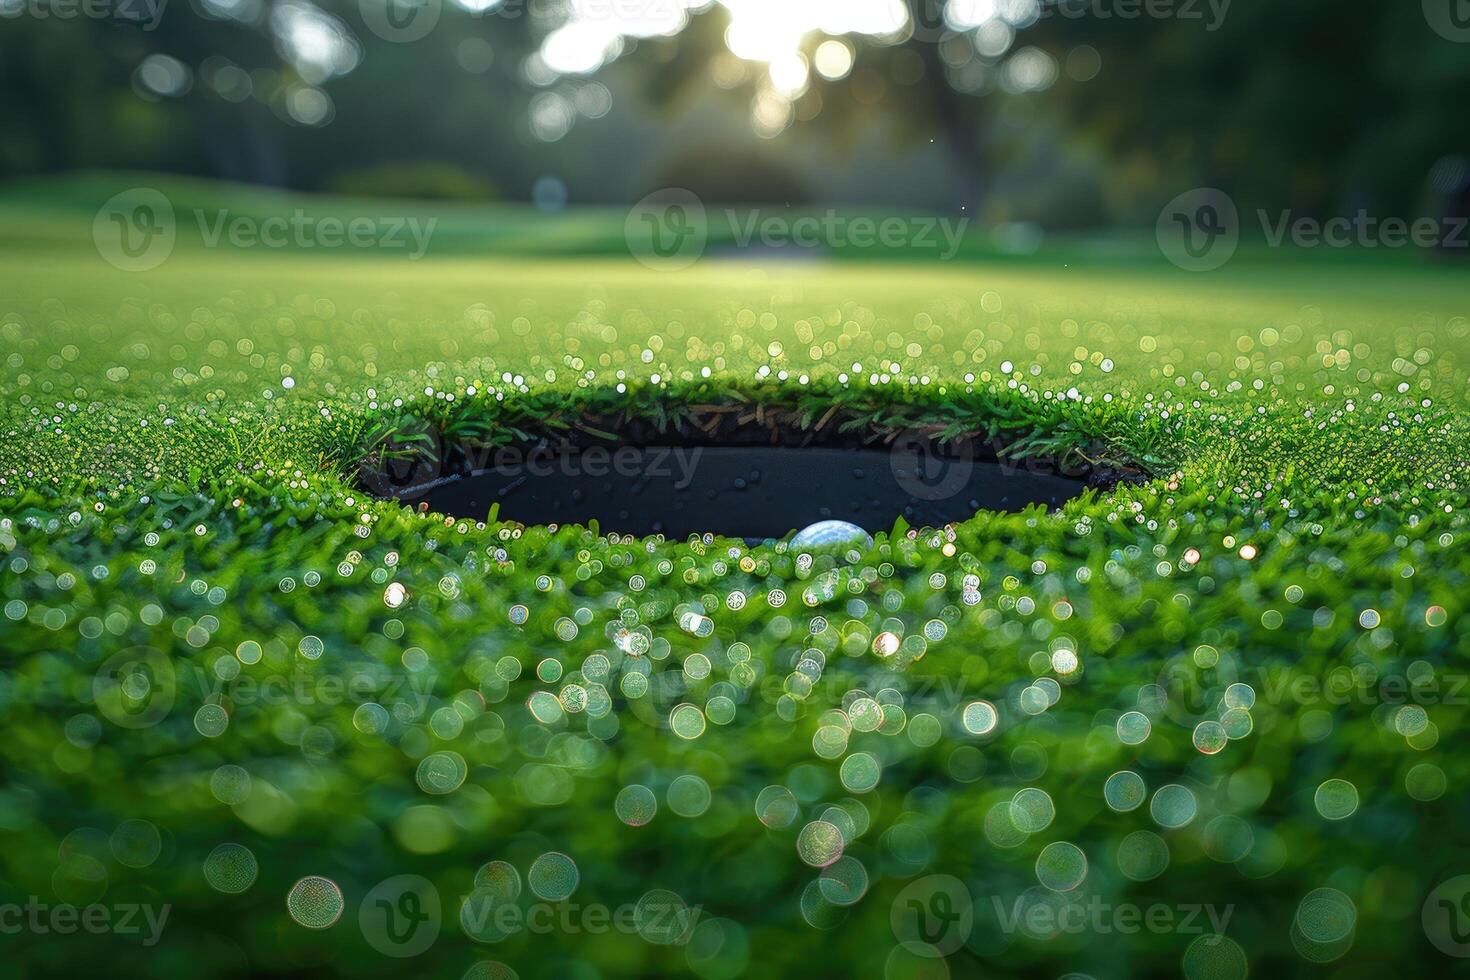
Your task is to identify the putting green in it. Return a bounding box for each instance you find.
[1,186,1467,978]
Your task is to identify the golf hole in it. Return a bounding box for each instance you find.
[362,415,1143,541]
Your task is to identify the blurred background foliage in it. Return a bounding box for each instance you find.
[2,0,1469,226]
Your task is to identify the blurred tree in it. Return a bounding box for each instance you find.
[2,0,1468,223]
[616,0,1470,221]
[0,0,539,192]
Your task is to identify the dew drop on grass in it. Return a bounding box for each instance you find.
[755,785,799,828]
[297,635,325,661]
[1223,682,1256,709]
[1294,887,1356,944]
[1149,784,1197,829]
[203,843,257,894]
[1035,841,1088,891]
[635,888,692,945]
[961,700,998,735]
[194,704,229,737]
[527,690,563,724]
[1103,770,1146,812]
[416,751,468,795]
[1116,710,1151,745]
[1116,830,1170,881]
[353,702,390,734]
[286,875,344,929]
[1181,934,1248,980]
[615,784,658,826]
[210,764,252,805]
[669,702,706,739]
[706,695,736,725]
[1220,707,1254,739]
[1404,763,1446,801]
[796,820,844,867]
[667,774,712,818]
[473,861,521,902]
[799,878,845,929]
[1393,704,1428,736]
[110,819,161,868]
[907,712,942,746]
[1313,778,1359,820]
[818,856,869,906]
[1009,788,1056,833]
[839,752,881,793]
[1193,720,1228,754]
[1202,814,1255,863]
[527,851,579,902]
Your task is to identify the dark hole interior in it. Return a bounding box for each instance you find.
[364,418,1143,541]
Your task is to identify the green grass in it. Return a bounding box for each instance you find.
[1,178,1468,979]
